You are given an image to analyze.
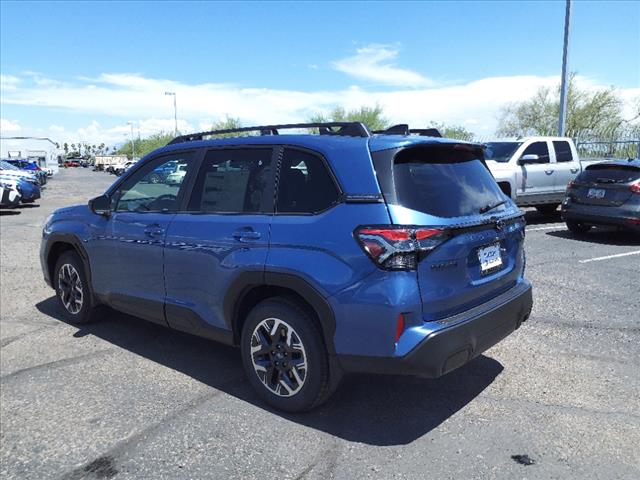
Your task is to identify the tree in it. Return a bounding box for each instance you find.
[63,143,69,155]
[115,132,175,159]
[428,122,475,141]
[497,73,639,140]
[208,116,246,138]
[308,105,390,132]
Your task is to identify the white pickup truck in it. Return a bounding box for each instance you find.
[484,136,582,214]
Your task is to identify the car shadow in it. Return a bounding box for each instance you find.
[547,228,640,246]
[36,297,504,446]
[522,208,562,226]
[17,203,40,209]
[0,210,21,216]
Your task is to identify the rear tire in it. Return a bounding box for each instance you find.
[535,204,560,215]
[566,220,591,234]
[54,251,102,324]
[240,296,338,412]
[150,173,161,184]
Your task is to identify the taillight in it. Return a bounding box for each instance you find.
[630,180,640,194]
[355,226,450,270]
[567,180,575,189]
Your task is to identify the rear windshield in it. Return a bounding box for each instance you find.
[579,164,640,184]
[389,145,507,218]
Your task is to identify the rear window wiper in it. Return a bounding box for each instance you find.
[479,200,507,214]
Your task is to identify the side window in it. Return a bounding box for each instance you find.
[521,142,550,164]
[553,141,573,162]
[187,148,273,213]
[276,148,339,214]
[115,153,194,213]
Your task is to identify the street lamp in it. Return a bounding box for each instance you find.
[558,0,572,137]
[165,91,178,136]
[127,121,135,159]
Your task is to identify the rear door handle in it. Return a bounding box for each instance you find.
[545,170,554,175]
[144,224,165,236]
[570,168,579,173]
[233,228,261,241]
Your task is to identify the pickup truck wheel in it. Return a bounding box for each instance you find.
[535,204,560,215]
[54,251,103,324]
[241,296,337,412]
[566,220,591,234]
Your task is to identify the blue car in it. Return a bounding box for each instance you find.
[0,175,41,203]
[40,122,532,411]
[4,159,47,185]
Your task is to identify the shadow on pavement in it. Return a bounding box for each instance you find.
[0,210,21,216]
[523,209,562,226]
[547,228,640,246]
[36,296,503,446]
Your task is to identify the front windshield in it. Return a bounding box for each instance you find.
[484,142,522,162]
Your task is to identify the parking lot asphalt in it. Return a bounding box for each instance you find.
[1,168,639,480]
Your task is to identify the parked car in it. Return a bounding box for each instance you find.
[64,159,81,168]
[0,161,41,186]
[165,163,187,185]
[0,180,22,208]
[561,159,640,233]
[0,175,41,203]
[4,159,48,185]
[142,160,177,183]
[40,122,532,412]
[485,137,582,214]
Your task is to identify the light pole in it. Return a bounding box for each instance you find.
[558,0,572,137]
[127,121,135,159]
[165,91,178,136]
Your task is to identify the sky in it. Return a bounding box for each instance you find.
[1,0,639,153]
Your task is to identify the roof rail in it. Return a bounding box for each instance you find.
[167,122,371,145]
[372,125,442,138]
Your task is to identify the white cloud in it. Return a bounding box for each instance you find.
[0,71,637,147]
[332,44,433,88]
[0,118,22,132]
[1,75,20,92]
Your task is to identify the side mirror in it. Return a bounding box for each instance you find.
[518,154,540,165]
[89,194,111,216]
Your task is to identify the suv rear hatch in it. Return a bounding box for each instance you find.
[570,163,640,207]
[369,143,525,321]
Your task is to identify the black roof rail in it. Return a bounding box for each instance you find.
[167,122,371,145]
[372,125,442,138]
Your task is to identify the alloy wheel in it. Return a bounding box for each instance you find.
[250,318,308,397]
[58,263,83,314]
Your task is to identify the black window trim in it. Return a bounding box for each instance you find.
[179,144,278,216]
[108,149,202,214]
[274,145,344,216]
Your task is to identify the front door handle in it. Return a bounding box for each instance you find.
[144,224,165,236]
[233,228,261,241]
[545,169,554,175]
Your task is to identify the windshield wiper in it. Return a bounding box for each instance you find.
[479,200,507,214]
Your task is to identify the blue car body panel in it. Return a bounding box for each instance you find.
[41,132,533,378]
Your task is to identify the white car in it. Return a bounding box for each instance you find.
[165,164,187,185]
[0,161,40,185]
[0,180,22,208]
[485,137,583,214]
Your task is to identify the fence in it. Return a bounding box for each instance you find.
[575,139,639,161]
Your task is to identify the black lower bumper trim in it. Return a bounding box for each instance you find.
[338,282,533,378]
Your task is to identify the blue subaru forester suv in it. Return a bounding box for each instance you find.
[41,122,532,412]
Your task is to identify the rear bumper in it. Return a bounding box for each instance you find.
[338,281,533,377]
[561,202,640,231]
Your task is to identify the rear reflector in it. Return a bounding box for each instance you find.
[355,226,450,270]
[395,313,406,343]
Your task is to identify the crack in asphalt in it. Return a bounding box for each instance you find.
[57,380,247,480]
[0,348,117,382]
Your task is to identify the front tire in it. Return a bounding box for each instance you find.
[240,296,337,412]
[54,251,101,324]
[566,220,591,234]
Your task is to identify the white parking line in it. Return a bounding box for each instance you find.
[526,225,565,232]
[579,250,640,264]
